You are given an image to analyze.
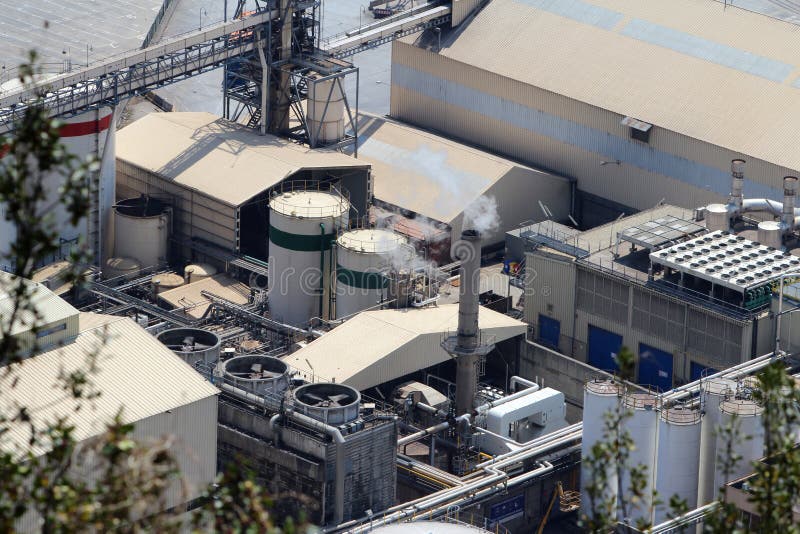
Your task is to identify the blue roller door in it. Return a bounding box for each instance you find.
[587,325,622,373]
[538,314,560,349]
[638,343,673,391]
[690,361,717,382]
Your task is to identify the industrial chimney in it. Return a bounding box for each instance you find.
[442,230,495,417]
[729,159,745,210]
[782,176,798,228]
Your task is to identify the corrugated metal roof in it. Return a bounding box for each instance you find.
[281,303,526,390]
[349,113,565,224]
[157,273,250,319]
[438,0,800,172]
[0,272,78,337]
[116,112,369,207]
[0,313,219,457]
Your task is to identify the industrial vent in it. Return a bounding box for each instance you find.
[293,383,361,425]
[621,116,652,143]
[222,355,289,396]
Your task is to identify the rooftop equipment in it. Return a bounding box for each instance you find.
[220,354,290,396]
[268,183,350,326]
[156,327,221,366]
[705,160,800,247]
[112,196,170,269]
[293,382,361,425]
[442,229,496,417]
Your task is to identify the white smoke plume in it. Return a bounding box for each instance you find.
[463,195,501,236]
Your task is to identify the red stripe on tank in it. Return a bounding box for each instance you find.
[58,114,113,137]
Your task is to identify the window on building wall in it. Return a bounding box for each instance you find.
[621,116,652,144]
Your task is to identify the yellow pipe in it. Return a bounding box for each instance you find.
[396,464,455,488]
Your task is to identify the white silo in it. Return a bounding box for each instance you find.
[697,377,736,506]
[654,405,701,524]
[185,263,218,283]
[580,379,624,523]
[268,184,350,326]
[113,196,170,269]
[619,392,658,525]
[713,398,764,493]
[334,228,408,319]
[306,76,345,146]
[0,98,116,267]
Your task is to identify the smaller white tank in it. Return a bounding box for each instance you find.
[306,76,345,146]
[714,398,764,492]
[620,392,658,524]
[705,204,730,232]
[654,406,701,524]
[113,196,170,269]
[151,272,184,295]
[103,257,141,282]
[335,228,408,319]
[185,263,217,283]
[757,220,783,249]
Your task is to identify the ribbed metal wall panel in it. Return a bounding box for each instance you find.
[524,252,575,354]
[390,41,797,211]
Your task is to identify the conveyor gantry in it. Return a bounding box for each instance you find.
[0,9,282,134]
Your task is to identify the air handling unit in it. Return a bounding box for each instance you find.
[268,182,350,327]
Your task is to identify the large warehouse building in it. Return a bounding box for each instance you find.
[349,113,573,249]
[116,112,371,263]
[390,0,800,226]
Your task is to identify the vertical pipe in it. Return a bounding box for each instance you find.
[730,159,745,210]
[782,176,798,228]
[319,223,326,320]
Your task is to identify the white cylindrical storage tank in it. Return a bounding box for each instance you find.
[705,204,730,232]
[713,398,764,492]
[654,406,702,524]
[580,379,623,522]
[185,263,217,284]
[151,272,184,295]
[113,196,169,269]
[156,328,221,367]
[0,95,115,267]
[335,228,408,319]
[306,76,345,146]
[757,220,783,250]
[268,185,350,326]
[619,392,658,524]
[103,256,141,282]
[697,377,736,506]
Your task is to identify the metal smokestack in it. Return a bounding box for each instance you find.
[782,176,798,228]
[457,229,481,350]
[442,229,495,418]
[730,159,745,209]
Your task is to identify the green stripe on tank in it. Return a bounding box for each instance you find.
[336,265,388,290]
[269,225,335,252]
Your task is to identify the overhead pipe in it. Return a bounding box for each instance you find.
[474,375,541,415]
[397,420,450,446]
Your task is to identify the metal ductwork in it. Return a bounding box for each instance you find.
[705,162,800,248]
